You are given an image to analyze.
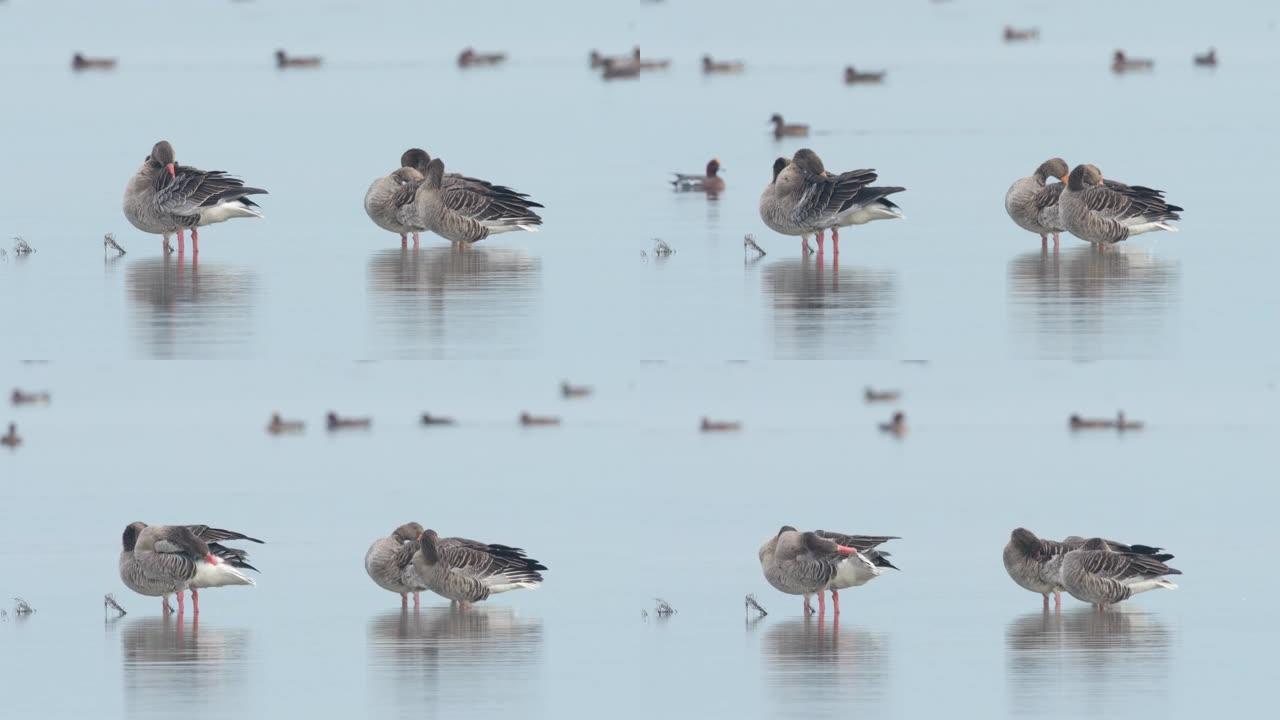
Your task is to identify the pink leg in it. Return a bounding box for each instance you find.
[191,588,200,615]
[803,595,814,616]
[1052,233,1060,251]
[176,590,186,615]
[1043,594,1050,610]
[400,593,408,608]
[192,227,200,255]
[177,228,186,255]
[817,589,827,617]
[1040,234,1047,250]
[400,234,408,248]
[1054,591,1062,610]
[412,232,420,248]
[832,227,840,255]
[162,595,172,614]
[413,591,420,608]
[162,234,173,255]
[816,229,825,255]
[831,589,841,616]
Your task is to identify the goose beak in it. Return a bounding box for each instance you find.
[165,163,176,179]
[836,545,857,556]
[204,553,218,565]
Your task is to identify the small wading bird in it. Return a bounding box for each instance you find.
[123,141,267,255]
[118,522,263,615]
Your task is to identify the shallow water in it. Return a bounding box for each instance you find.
[2,0,1279,718]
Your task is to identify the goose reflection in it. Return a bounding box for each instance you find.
[761,618,890,712]
[118,616,251,715]
[1007,247,1179,360]
[1006,609,1172,715]
[366,607,543,712]
[367,247,541,358]
[126,257,257,358]
[762,257,896,358]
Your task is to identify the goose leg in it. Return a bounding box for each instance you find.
[191,588,200,615]
[815,229,825,255]
[412,232,420,248]
[162,595,173,614]
[800,236,812,256]
[177,228,186,255]
[817,590,827,617]
[413,592,420,608]
[831,589,841,616]
[832,227,840,255]
[400,593,408,609]
[191,227,200,255]
[162,233,173,255]
[1054,591,1062,610]
[1040,234,1047,249]
[1042,594,1049,610]
[400,234,408,249]
[176,590,186,615]
[1052,232,1060,251]
[803,594,814,616]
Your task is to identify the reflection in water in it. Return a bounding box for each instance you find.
[367,607,543,713]
[761,617,889,715]
[762,257,896,358]
[126,258,257,358]
[1005,609,1172,716]
[1007,247,1179,360]
[367,247,541,358]
[118,616,252,718]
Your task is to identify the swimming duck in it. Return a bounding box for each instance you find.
[1111,50,1154,73]
[520,412,560,426]
[878,411,906,436]
[671,159,725,194]
[769,114,809,139]
[702,55,744,74]
[1,423,20,448]
[327,412,372,430]
[266,412,304,435]
[458,48,507,68]
[71,53,116,71]
[700,417,742,432]
[276,49,322,68]
[843,66,885,84]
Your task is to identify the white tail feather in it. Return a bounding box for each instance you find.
[1125,577,1177,595]
[198,200,264,226]
[486,581,540,594]
[191,560,255,588]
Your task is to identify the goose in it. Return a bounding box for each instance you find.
[1005,158,1069,248]
[275,50,322,69]
[843,66,885,84]
[1,423,20,448]
[71,53,116,71]
[813,531,899,612]
[769,114,809,139]
[365,522,429,607]
[365,166,428,248]
[411,529,547,607]
[1059,164,1182,246]
[759,149,895,255]
[1003,528,1172,609]
[1060,537,1181,608]
[399,158,542,245]
[791,149,905,253]
[400,148,543,230]
[702,56,744,74]
[671,159,725,194]
[1111,50,1154,73]
[759,526,861,616]
[458,48,507,68]
[119,522,261,614]
[122,140,267,255]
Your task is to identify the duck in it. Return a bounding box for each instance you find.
[275,49,322,69]
[10,389,51,405]
[864,387,900,403]
[1111,50,1154,73]
[632,47,670,70]
[71,53,116,71]
[769,114,809,139]
[458,48,507,68]
[601,58,641,80]
[122,140,267,255]
[1115,411,1144,431]
[700,417,742,432]
[1069,414,1114,430]
[1060,537,1181,609]
[520,412,560,427]
[1193,48,1217,67]
[327,411,372,430]
[878,411,906,436]
[411,528,547,608]
[1,423,20,448]
[1005,157,1069,249]
[365,522,429,607]
[560,381,593,399]
[1058,164,1181,246]
[759,526,862,616]
[119,522,262,615]
[1003,528,1172,609]
[420,413,456,426]
[702,55,744,74]
[843,66,885,84]
[671,158,725,194]
[266,412,304,435]
[589,49,631,69]
[1003,26,1039,42]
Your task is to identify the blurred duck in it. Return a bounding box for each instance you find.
[632,47,670,70]
[327,411,371,430]
[11,389,51,405]
[1069,414,1114,430]
[1,423,20,448]
[878,412,906,436]
[520,412,560,427]
[1003,26,1039,42]
[560,381,593,399]
[589,49,632,69]
[276,50,322,69]
[420,413,456,426]
[266,412,304,435]
[864,387,900,403]
[702,55,744,74]
[601,58,641,80]
[671,158,725,194]
[1111,50,1154,73]
[769,114,809,139]
[843,66,885,84]
[72,53,116,71]
[1193,48,1217,67]
[1058,164,1181,246]
[701,417,741,432]
[458,47,507,68]
[1115,411,1144,431]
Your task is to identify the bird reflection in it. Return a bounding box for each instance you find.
[762,256,896,358]
[126,257,257,358]
[118,616,251,715]
[1005,609,1172,715]
[367,247,540,358]
[1007,246,1179,360]
[761,617,889,713]
[366,607,543,713]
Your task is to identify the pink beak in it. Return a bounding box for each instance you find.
[165,162,176,179]
[204,553,218,565]
[836,545,857,556]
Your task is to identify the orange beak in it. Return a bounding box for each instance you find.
[165,163,176,179]
[1059,176,1067,184]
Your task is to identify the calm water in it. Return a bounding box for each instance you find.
[2,0,1279,718]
